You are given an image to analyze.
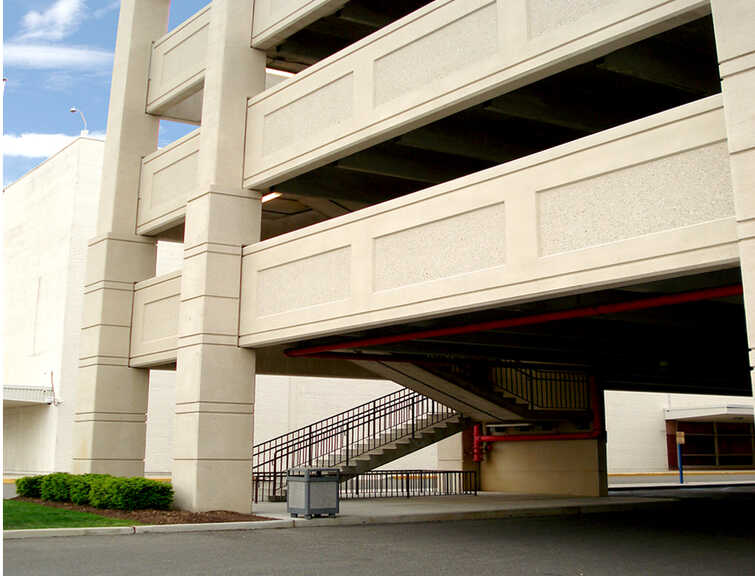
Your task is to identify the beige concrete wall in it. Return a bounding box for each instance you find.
[3,138,104,475]
[130,272,181,367]
[240,97,735,347]
[251,0,347,49]
[146,5,210,121]
[710,0,755,420]
[244,0,708,189]
[481,438,607,496]
[137,129,200,235]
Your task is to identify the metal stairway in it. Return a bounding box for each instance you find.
[252,388,466,502]
[252,364,592,501]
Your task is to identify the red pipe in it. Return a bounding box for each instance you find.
[285,285,742,358]
[472,377,602,462]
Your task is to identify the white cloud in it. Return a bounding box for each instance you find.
[4,43,113,70]
[2,132,105,159]
[92,1,120,19]
[18,0,85,41]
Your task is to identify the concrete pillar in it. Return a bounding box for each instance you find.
[710,1,755,405]
[480,437,607,496]
[478,385,608,497]
[172,0,266,512]
[73,0,169,476]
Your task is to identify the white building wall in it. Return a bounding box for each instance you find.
[605,390,754,473]
[3,137,103,475]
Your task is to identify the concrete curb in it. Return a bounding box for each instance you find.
[133,519,294,534]
[4,526,136,539]
[3,499,672,539]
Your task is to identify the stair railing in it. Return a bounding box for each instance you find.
[253,388,456,501]
[441,363,590,411]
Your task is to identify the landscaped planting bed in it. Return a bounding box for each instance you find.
[9,473,271,527]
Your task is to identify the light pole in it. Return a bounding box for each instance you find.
[69,106,89,135]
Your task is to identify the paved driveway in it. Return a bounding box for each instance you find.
[5,498,754,576]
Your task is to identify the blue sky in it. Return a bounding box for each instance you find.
[3,0,209,186]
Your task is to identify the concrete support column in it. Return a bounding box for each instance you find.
[480,437,607,496]
[478,386,607,497]
[73,0,169,475]
[711,2,755,404]
[172,0,266,512]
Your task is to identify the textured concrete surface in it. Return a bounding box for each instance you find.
[6,494,754,576]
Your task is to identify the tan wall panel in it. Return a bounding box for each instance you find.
[147,6,210,115]
[137,129,200,235]
[130,272,181,367]
[251,0,348,49]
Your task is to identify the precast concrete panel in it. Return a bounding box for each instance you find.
[239,96,737,347]
[244,0,709,189]
[147,5,211,120]
[137,129,200,235]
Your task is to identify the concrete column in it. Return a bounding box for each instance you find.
[481,437,607,496]
[711,2,755,405]
[478,386,607,497]
[172,0,266,512]
[73,0,169,476]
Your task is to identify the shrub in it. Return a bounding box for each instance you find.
[110,478,173,510]
[69,474,110,505]
[89,476,172,510]
[16,475,45,498]
[18,473,173,511]
[40,473,73,501]
[88,476,117,509]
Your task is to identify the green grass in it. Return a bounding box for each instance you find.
[3,500,137,530]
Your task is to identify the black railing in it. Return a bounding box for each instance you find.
[253,470,477,502]
[445,363,590,411]
[253,388,456,502]
[340,470,477,499]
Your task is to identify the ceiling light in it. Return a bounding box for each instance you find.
[261,192,282,203]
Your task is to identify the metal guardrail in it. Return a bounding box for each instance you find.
[253,470,477,502]
[444,363,590,411]
[253,388,456,502]
[340,470,477,499]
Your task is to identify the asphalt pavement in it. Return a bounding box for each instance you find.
[5,496,754,576]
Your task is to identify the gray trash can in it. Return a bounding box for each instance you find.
[287,467,340,518]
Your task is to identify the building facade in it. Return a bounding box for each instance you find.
[73,0,755,512]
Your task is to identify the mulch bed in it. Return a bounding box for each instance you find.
[11,497,273,525]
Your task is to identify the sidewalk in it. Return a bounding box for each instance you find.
[608,471,755,488]
[4,492,671,539]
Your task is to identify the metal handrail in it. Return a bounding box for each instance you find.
[440,363,590,411]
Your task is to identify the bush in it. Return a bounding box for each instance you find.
[16,475,45,498]
[90,476,172,510]
[88,476,117,509]
[69,474,109,506]
[17,473,173,511]
[111,478,173,510]
[40,473,73,502]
